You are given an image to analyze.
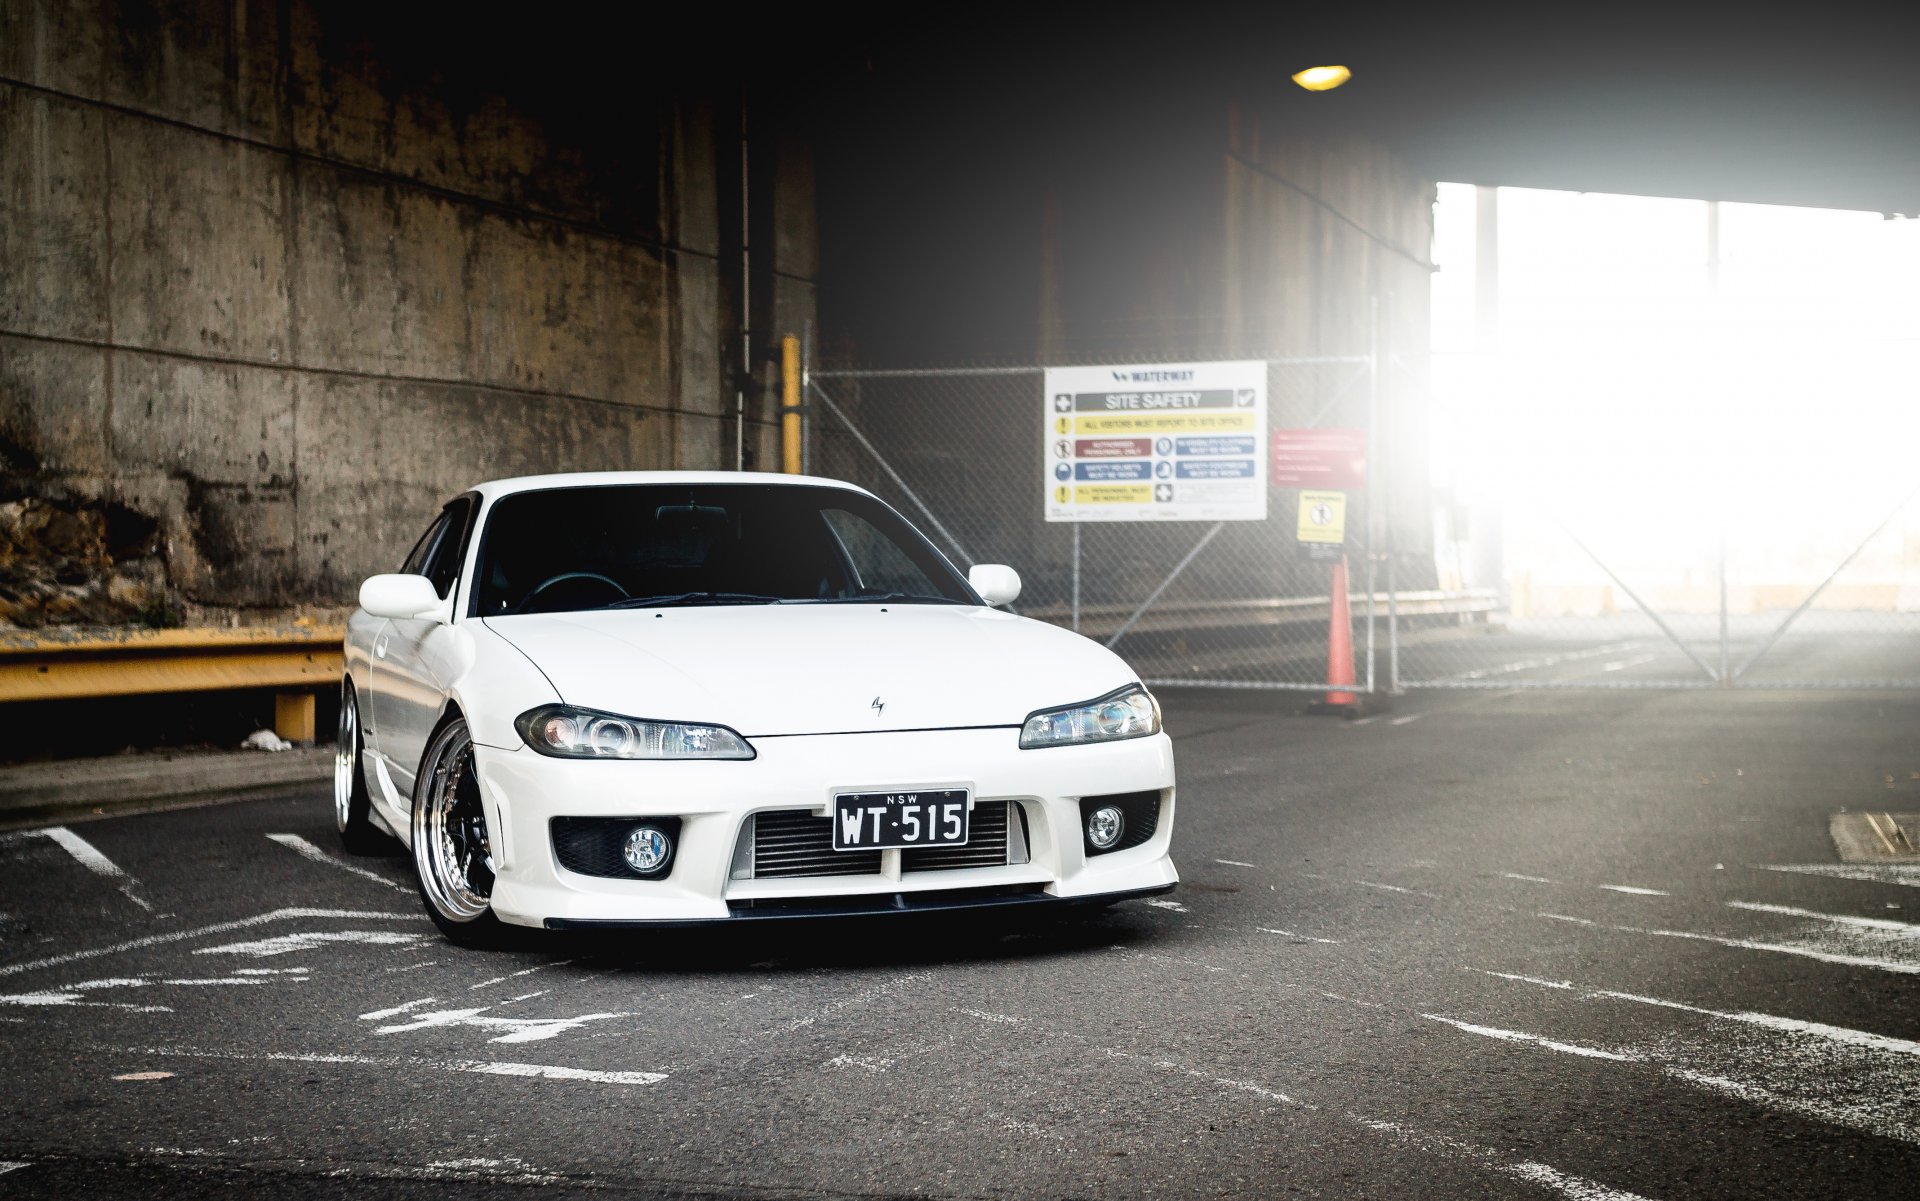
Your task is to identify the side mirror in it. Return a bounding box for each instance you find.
[359,573,446,621]
[968,564,1021,607]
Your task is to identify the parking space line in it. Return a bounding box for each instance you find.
[1475,970,1920,1056]
[266,834,411,894]
[42,827,153,912]
[94,1043,666,1086]
[1599,885,1670,896]
[1727,900,1919,933]
[0,908,425,979]
[1421,1014,1635,1061]
[1540,912,1920,974]
[955,1009,1659,1201]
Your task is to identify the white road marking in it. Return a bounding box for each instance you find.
[1421,1015,1635,1061]
[1598,653,1659,673]
[42,827,152,912]
[1423,1007,1920,1146]
[100,1043,666,1085]
[0,1162,27,1176]
[1388,713,1423,726]
[1501,872,1558,884]
[1213,858,1258,868]
[1256,927,1340,944]
[1762,863,1920,887]
[1301,872,1438,898]
[1599,885,1669,896]
[1539,912,1920,974]
[359,997,440,1020]
[1320,991,1384,1009]
[266,833,411,893]
[0,908,424,979]
[468,976,510,991]
[369,1006,628,1044]
[1143,898,1189,912]
[1727,900,1920,933]
[196,930,426,958]
[1476,970,1920,1057]
[0,976,173,1012]
[1348,715,1381,726]
[826,1053,894,1072]
[112,1071,174,1081]
[956,1008,1023,1023]
[1447,641,1639,682]
[1502,1159,1658,1201]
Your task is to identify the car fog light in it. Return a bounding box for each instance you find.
[622,825,673,875]
[1086,805,1125,850]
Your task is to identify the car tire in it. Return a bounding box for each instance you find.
[334,682,391,854]
[410,715,514,948]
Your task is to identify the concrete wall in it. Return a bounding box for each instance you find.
[0,0,816,616]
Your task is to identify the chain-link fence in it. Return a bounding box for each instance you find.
[799,334,1920,694]
[805,349,1483,693]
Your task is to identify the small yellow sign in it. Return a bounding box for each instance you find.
[1296,490,1347,544]
[1074,483,1154,505]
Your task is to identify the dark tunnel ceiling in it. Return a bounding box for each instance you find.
[400,2,1920,213]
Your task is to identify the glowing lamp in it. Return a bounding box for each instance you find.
[1291,65,1352,92]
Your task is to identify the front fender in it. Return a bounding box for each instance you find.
[446,619,562,750]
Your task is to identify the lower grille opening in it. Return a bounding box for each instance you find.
[551,816,683,880]
[1079,790,1160,856]
[744,801,1018,879]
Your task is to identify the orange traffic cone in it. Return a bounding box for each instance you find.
[1323,554,1358,707]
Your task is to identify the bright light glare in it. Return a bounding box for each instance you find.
[1430,184,1920,619]
[1291,65,1352,91]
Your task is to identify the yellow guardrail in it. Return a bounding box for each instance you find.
[0,624,345,741]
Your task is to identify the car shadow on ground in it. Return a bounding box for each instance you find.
[500,903,1174,976]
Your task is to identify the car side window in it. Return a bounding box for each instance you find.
[400,511,452,577]
[821,508,944,597]
[421,497,476,599]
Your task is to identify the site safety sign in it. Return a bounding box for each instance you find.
[1042,360,1267,522]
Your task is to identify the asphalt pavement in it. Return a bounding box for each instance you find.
[2,644,1918,1199]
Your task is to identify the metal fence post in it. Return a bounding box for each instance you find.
[1382,292,1401,694]
[1364,297,1379,694]
[1071,523,1082,634]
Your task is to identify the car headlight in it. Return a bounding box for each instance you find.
[513,705,755,760]
[1019,685,1160,749]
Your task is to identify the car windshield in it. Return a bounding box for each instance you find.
[472,483,980,616]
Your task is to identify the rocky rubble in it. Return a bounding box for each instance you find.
[0,496,179,629]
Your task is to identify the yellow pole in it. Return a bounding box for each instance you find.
[780,334,802,474]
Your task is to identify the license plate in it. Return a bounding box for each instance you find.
[831,789,970,851]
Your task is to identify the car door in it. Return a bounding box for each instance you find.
[369,497,476,797]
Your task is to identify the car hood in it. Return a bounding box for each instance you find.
[482,605,1137,737]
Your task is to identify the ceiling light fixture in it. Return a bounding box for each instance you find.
[1291,65,1352,92]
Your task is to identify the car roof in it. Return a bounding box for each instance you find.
[468,471,880,504]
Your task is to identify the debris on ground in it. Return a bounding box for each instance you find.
[240,730,293,753]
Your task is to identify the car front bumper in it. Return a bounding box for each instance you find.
[471,727,1177,926]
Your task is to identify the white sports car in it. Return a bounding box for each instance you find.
[337,471,1177,944]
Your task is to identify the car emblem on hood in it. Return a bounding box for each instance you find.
[870,696,885,716]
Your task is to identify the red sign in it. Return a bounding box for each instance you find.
[1271,428,1367,489]
[1074,437,1151,459]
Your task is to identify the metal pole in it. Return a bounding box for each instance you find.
[1363,302,1379,694]
[735,94,750,471]
[1071,523,1082,634]
[808,379,976,566]
[1559,520,1721,681]
[1729,480,1920,683]
[779,335,802,474]
[1106,523,1224,650]
[1382,292,1400,693]
[800,319,814,475]
[1708,200,1729,684]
